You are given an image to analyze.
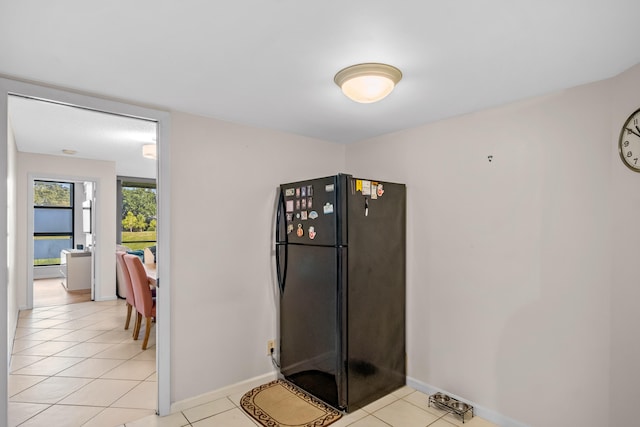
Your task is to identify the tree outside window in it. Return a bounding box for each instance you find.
[121,185,157,250]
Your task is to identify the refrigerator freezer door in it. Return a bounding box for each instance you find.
[280,176,339,247]
[280,244,343,409]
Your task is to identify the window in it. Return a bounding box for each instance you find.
[34,181,74,266]
[119,178,157,250]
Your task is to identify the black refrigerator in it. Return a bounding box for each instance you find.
[275,173,406,412]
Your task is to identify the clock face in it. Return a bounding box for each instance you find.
[619,108,640,172]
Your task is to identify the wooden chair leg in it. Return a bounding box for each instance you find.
[133,312,142,340]
[124,303,132,330]
[142,316,152,350]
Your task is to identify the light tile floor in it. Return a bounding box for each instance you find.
[127,384,499,427]
[33,278,91,308]
[9,299,157,427]
[10,299,499,427]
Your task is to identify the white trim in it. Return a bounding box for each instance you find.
[155,99,171,415]
[93,296,118,302]
[406,376,529,427]
[0,76,173,421]
[0,79,8,427]
[170,372,277,413]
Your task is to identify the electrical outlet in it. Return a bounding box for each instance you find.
[267,340,275,356]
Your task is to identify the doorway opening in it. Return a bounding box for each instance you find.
[33,179,95,308]
[1,77,172,425]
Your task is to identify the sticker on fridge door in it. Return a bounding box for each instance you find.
[308,210,318,219]
[362,180,371,196]
[371,182,378,199]
[307,185,313,196]
[377,184,384,197]
[296,224,304,237]
[286,200,294,212]
[285,188,295,197]
[287,224,294,234]
[301,186,307,197]
[301,210,308,220]
[308,226,316,240]
[286,213,293,222]
[323,202,334,214]
[325,184,334,192]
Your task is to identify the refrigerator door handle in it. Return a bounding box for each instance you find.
[275,189,288,294]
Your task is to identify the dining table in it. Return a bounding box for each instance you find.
[144,262,157,287]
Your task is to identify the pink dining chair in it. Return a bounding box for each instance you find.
[116,251,136,332]
[123,254,156,350]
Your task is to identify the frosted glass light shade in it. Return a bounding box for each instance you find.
[334,63,402,103]
[142,144,157,159]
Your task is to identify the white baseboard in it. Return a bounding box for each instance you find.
[406,376,529,427]
[93,296,118,302]
[33,266,63,279]
[170,371,277,413]
[7,308,20,364]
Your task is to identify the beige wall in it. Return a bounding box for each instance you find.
[608,63,640,427]
[346,78,616,426]
[168,112,345,402]
[16,153,117,305]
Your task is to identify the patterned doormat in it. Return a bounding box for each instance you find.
[240,379,342,427]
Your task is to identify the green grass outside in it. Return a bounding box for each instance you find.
[122,231,157,251]
[35,258,61,266]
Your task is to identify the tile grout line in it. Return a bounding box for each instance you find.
[13,403,53,427]
[10,299,157,426]
[401,394,453,423]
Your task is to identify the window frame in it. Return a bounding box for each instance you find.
[117,176,157,250]
[33,180,75,266]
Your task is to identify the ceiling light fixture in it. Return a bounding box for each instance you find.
[142,144,157,160]
[334,63,402,103]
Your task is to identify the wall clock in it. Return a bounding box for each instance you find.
[619,107,640,172]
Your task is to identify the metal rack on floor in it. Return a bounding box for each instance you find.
[428,392,474,423]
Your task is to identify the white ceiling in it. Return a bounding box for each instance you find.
[2,1,640,168]
[9,95,158,179]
